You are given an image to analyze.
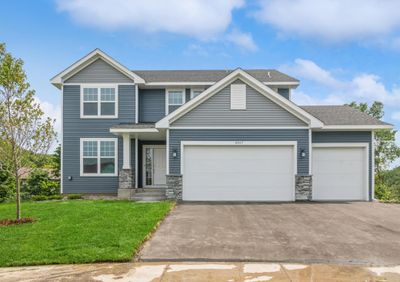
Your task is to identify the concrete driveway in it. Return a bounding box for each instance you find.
[138,202,400,265]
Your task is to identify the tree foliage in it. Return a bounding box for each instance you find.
[0,42,57,218]
[348,101,400,187]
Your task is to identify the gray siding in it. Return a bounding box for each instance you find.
[169,129,309,175]
[63,85,136,194]
[139,89,165,123]
[65,58,133,83]
[277,88,290,99]
[312,131,373,200]
[172,80,306,127]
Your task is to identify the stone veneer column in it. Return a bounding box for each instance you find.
[166,174,182,200]
[295,175,312,201]
[118,169,135,199]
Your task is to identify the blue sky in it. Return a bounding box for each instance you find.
[1,0,400,165]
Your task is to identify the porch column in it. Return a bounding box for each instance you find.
[118,133,134,199]
[122,133,131,169]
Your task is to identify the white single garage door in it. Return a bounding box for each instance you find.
[312,145,368,201]
[182,142,296,201]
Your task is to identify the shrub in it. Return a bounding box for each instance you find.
[48,195,63,200]
[31,195,48,201]
[67,194,83,200]
[22,169,60,196]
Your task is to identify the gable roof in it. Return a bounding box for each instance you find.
[301,105,393,129]
[133,69,299,85]
[156,69,323,128]
[50,49,145,88]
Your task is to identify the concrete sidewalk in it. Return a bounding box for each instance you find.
[1,262,400,282]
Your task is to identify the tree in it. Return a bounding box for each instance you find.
[0,43,56,219]
[52,144,61,178]
[348,101,400,185]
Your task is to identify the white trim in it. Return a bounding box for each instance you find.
[180,140,298,202]
[318,125,393,130]
[135,84,139,123]
[156,69,323,129]
[312,142,370,201]
[80,138,118,177]
[264,81,300,86]
[80,84,118,119]
[51,49,145,87]
[144,81,300,87]
[166,88,186,106]
[64,83,135,86]
[309,129,312,175]
[147,82,214,86]
[122,134,131,169]
[135,138,138,189]
[166,129,170,175]
[190,88,204,99]
[371,131,375,200]
[60,85,64,194]
[165,89,169,115]
[169,126,309,130]
[110,128,159,134]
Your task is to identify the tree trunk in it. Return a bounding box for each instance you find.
[15,173,21,220]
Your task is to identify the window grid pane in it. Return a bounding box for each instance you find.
[100,88,115,101]
[83,88,98,101]
[100,141,115,157]
[169,91,183,105]
[83,141,98,157]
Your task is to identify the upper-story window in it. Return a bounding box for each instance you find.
[167,89,185,106]
[81,85,118,118]
[190,88,204,99]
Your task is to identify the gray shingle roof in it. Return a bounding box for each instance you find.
[132,69,299,83]
[301,105,391,126]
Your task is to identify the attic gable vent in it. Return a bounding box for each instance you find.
[230,84,246,110]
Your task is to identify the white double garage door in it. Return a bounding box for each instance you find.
[181,141,369,201]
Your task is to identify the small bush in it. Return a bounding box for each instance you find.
[48,195,63,200]
[67,194,83,200]
[31,195,48,201]
[22,169,60,196]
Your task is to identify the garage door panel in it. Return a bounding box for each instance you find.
[312,146,367,201]
[183,145,295,201]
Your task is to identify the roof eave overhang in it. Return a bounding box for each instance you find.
[156,69,323,129]
[314,124,394,131]
[50,49,145,89]
[109,128,159,134]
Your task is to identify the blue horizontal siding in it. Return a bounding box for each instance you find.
[62,85,135,194]
[169,129,309,175]
[139,89,165,122]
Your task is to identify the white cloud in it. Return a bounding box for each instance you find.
[291,90,345,106]
[281,59,400,106]
[35,98,61,144]
[281,59,343,88]
[225,30,258,52]
[392,112,400,121]
[57,0,244,40]
[254,0,400,42]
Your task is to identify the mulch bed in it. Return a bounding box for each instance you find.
[0,218,36,226]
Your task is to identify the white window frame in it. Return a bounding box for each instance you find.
[190,88,204,99]
[167,88,185,106]
[80,138,118,176]
[80,84,118,118]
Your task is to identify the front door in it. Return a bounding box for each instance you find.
[143,145,166,187]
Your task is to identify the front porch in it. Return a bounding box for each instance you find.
[110,123,172,201]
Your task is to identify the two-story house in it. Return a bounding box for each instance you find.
[51,49,392,202]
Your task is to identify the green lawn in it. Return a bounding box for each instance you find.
[0,200,174,267]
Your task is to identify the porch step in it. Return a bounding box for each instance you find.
[132,188,167,202]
